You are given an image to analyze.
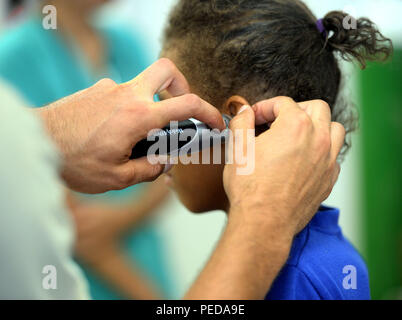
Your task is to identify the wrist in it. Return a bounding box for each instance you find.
[36,105,65,154]
[185,205,295,299]
[229,202,297,242]
[36,101,80,159]
[221,209,293,298]
[228,204,295,266]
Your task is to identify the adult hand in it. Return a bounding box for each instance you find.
[186,97,345,299]
[37,59,225,194]
[226,97,345,234]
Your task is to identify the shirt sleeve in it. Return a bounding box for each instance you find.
[0,81,90,299]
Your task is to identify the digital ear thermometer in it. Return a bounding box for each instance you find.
[130,115,232,159]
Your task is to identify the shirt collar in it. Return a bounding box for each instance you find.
[308,205,341,234]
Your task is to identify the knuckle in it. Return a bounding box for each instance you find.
[277,96,295,106]
[117,174,131,189]
[316,99,330,108]
[145,165,164,182]
[183,93,201,108]
[111,81,135,98]
[114,168,134,189]
[321,100,331,111]
[294,111,312,128]
[313,99,330,112]
[117,80,135,91]
[333,121,346,136]
[157,58,177,73]
[95,78,117,89]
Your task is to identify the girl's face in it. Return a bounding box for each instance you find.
[165,148,229,213]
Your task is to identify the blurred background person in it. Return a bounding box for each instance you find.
[0,0,174,299]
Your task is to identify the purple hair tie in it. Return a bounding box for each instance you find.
[316,18,327,38]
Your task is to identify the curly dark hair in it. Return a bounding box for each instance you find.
[162,0,393,155]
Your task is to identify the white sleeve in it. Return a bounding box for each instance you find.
[0,81,90,299]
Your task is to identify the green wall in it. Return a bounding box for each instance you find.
[358,49,402,299]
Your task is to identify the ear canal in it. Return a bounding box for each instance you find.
[228,102,238,117]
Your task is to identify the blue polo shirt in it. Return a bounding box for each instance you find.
[265,206,370,300]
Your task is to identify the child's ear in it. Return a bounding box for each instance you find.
[222,96,250,117]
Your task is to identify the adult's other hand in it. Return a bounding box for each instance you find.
[225,97,345,235]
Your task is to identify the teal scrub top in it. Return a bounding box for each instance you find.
[0,17,174,299]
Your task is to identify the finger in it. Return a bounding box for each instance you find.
[228,105,255,159]
[330,122,346,161]
[151,94,225,130]
[252,96,301,125]
[122,157,167,186]
[298,100,332,127]
[229,105,255,131]
[124,58,190,99]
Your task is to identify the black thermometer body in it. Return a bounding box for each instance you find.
[130,115,232,159]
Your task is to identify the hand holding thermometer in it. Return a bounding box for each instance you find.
[130,115,232,159]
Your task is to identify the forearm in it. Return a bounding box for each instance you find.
[81,244,162,300]
[185,208,293,300]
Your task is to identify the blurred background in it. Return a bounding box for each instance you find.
[0,0,400,300]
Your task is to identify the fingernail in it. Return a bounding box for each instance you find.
[238,105,250,115]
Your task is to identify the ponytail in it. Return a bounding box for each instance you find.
[321,11,393,68]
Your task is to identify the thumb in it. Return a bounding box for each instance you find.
[228,105,255,163]
[123,156,169,186]
[229,105,255,132]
